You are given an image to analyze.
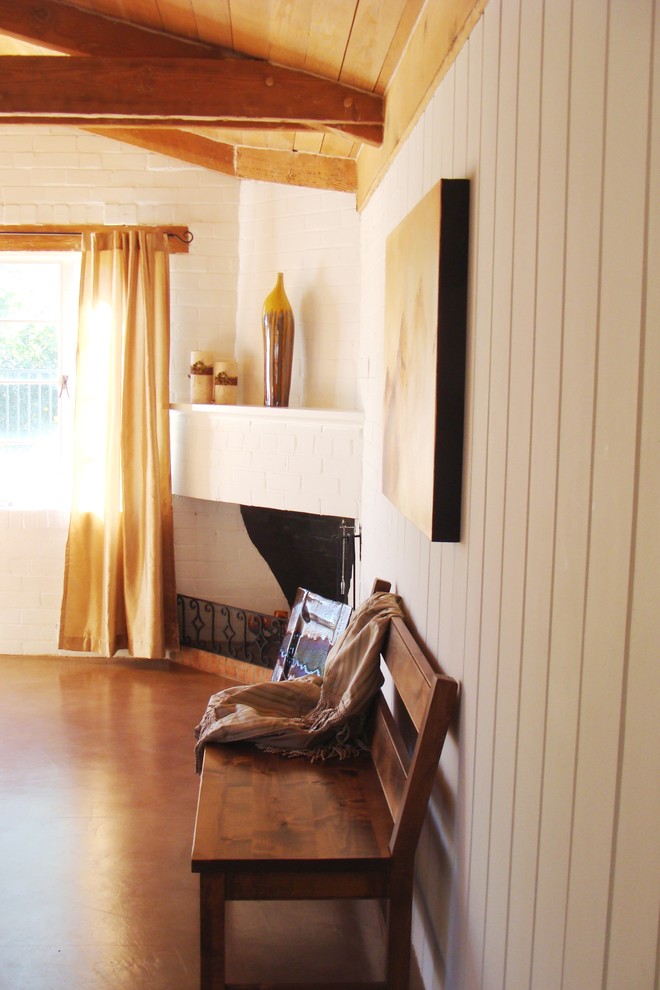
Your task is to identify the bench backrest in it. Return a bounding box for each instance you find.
[371,614,459,863]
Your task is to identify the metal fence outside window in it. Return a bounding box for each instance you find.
[0,369,59,445]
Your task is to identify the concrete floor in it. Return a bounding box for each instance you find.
[0,657,419,990]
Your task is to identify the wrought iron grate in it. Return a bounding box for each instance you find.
[177,594,286,669]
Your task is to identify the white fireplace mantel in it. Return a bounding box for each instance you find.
[169,404,363,519]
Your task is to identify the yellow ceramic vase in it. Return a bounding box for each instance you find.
[262,272,294,407]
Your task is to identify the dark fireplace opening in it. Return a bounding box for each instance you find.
[239,506,358,608]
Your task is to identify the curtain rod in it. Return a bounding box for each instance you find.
[0,226,193,241]
[0,225,193,253]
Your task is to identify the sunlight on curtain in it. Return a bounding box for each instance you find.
[59,231,179,659]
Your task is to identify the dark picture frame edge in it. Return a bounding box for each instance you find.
[432,178,470,542]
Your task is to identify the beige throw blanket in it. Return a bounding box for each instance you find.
[194,592,403,771]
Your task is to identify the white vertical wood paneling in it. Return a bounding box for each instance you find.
[480,1,524,987]
[431,71,446,192]
[425,541,443,659]
[446,15,485,985]
[453,45,469,179]
[358,0,658,987]
[501,0,544,985]
[440,63,457,179]
[406,117,425,215]
[531,0,607,987]
[423,98,436,197]
[562,2,654,987]
[470,0,518,978]
[458,3,500,990]
[484,0,543,981]
[525,0,573,987]
[605,6,660,984]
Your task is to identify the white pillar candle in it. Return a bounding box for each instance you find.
[190,350,213,371]
[190,374,213,404]
[213,360,238,405]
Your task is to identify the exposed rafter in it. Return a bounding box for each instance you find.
[0,0,229,58]
[0,0,378,191]
[0,0,488,198]
[0,56,384,130]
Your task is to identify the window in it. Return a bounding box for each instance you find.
[0,253,80,507]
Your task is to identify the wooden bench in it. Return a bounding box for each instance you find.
[191,596,459,990]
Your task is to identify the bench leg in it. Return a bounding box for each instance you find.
[386,879,413,990]
[200,873,226,990]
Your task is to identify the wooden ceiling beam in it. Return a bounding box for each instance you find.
[0,0,230,58]
[0,0,374,190]
[0,56,384,129]
[235,146,356,193]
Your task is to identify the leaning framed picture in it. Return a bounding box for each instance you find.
[382,178,469,542]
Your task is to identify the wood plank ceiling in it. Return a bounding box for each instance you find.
[0,0,484,198]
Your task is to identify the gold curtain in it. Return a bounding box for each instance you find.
[59,230,179,659]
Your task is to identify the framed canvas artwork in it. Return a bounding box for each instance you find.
[383,178,469,542]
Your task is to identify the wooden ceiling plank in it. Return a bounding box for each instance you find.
[190,0,233,48]
[182,116,380,139]
[326,122,383,146]
[303,0,357,80]
[0,56,384,128]
[293,131,325,155]
[319,130,356,159]
[154,0,198,39]
[228,0,271,60]
[235,146,356,193]
[192,125,257,148]
[357,0,489,208]
[0,0,227,57]
[340,0,408,90]
[97,0,164,31]
[375,0,426,91]
[266,0,312,68]
[266,129,296,153]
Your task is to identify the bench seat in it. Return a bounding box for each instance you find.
[193,744,393,877]
[191,599,459,990]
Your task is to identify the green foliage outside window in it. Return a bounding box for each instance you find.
[0,275,60,442]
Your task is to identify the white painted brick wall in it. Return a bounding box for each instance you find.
[0,126,241,405]
[0,509,68,655]
[0,127,269,654]
[171,497,286,615]
[235,181,361,409]
[170,406,362,519]
[0,128,363,655]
